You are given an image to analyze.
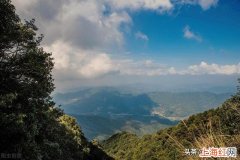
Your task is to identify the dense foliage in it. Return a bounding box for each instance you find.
[0,0,112,159]
[102,92,240,159]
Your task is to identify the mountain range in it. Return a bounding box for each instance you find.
[102,94,240,159]
[54,87,231,139]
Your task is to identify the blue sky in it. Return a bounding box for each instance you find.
[12,0,240,91]
[124,0,240,66]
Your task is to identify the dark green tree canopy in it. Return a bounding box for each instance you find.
[0,1,113,159]
[0,0,57,158]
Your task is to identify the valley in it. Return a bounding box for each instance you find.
[54,87,231,139]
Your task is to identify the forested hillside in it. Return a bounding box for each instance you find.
[0,1,112,159]
[102,92,240,159]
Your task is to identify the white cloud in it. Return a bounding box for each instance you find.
[115,60,240,76]
[44,41,70,70]
[11,0,228,91]
[11,0,37,13]
[40,40,240,90]
[135,31,149,41]
[107,0,173,11]
[12,0,131,49]
[178,0,218,10]
[78,54,116,78]
[198,0,218,10]
[44,41,240,79]
[116,59,176,76]
[185,61,240,75]
[183,25,202,42]
[144,60,154,67]
[108,0,218,11]
[44,41,117,79]
[11,0,218,50]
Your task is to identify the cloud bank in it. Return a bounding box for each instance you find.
[45,40,240,78]
[179,0,218,10]
[107,0,173,12]
[12,0,237,91]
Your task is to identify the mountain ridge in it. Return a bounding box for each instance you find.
[101,94,240,159]
[53,87,231,139]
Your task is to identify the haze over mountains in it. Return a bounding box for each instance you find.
[54,87,231,139]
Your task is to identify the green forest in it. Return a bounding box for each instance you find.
[1,0,239,160]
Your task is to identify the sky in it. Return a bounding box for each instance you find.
[12,0,240,92]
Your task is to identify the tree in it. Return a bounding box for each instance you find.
[0,0,57,158]
[0,1,113,160]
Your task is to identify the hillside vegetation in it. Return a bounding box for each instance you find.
[102,93,240,159]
